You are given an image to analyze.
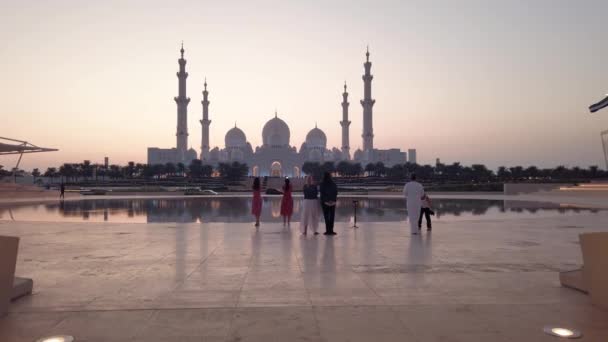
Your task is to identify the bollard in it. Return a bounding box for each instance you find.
[352,200,359,228]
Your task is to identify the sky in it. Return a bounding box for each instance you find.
[2,0,608,171]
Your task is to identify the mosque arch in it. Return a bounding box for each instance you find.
[293,166,301,178]
[252,165,260,177]
[270,161,282,177]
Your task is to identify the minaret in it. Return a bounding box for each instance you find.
[174,42,190,161]
[200,78,211,161]
[360,46,375,151]
[340,82,351,160]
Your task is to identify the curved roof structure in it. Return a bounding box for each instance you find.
[0,137,58,155]
[225,126,247,148]
[305,126,327,148]
[262,114,290,147]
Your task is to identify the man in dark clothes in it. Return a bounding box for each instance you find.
[59,183,65,200]
[319,172,338,235]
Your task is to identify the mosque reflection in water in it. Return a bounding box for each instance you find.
[0,197,598,223]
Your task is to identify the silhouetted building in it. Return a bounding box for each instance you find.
[148,45,413,174]
[408,149,417,164]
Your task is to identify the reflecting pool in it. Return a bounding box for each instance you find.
[0,197,601,224]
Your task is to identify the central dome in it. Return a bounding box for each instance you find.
[225,126,247,148]
[262,113,290,147]
[305,126,327,148]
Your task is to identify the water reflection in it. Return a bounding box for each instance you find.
[0,197,601,223]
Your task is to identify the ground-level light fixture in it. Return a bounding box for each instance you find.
[543,326,582,339]
[36,336,74,342]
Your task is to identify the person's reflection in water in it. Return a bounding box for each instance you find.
[407,232,433,268]
[251,226,262,267]
[175,223,187,283]
[299,230,318,273]
[320,237,336,290]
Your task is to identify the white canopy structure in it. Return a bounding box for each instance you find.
[0,137,57,182]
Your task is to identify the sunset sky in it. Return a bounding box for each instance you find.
[2,0,608,171]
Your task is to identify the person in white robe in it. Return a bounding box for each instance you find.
[403,174,425,235]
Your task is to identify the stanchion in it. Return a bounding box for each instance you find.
[352,200,359,228]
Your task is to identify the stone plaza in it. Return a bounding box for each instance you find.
[1,193,608,341]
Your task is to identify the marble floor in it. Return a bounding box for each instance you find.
[1,212,608,341]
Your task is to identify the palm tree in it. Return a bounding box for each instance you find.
[375,162,386,177]
[202,164,214,177]
[351,163,363,177]
[588,165,600,179]
[302,162,321,178]
[509,166,524,181]
[471,164,492,182]
[497,166,510,181]
[152,164,165,179]
[365,163,376,177]
[164,163,176,177]
[31,168,41,184]
[59,163,77,182]
[80,160,93,182]
[387,164,405,179]
[322,161,336,175]
[336,161,350,177]
[176,162,186,177]
[44,167,58,183]
[189,159,203,179]
[524,166,539,180]
[109,164,122,180]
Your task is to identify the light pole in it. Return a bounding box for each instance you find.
[589,96,608,169]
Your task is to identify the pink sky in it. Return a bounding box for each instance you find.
[2,0,608,171]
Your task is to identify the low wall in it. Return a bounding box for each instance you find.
[0,236,19,317]
[503,183,573,195]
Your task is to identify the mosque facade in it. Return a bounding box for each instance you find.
[147,45,415,177]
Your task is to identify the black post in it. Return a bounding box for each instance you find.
[352,200,359,228]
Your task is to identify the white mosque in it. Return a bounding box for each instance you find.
[148,44,416,177]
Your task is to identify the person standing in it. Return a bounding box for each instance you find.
[59,183,65,200]
[280,178,294,226]
[301,175,319,235]
[251,177,262,227]
[403,174,425,235]
[319,172,338,236]
[418,194,433,231]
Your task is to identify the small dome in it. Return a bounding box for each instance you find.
[305,126,327,148]
[262,114,290,147]
[225,126,247,148]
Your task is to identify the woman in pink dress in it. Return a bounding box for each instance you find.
[251,177,262,227]
[280,178,294,226]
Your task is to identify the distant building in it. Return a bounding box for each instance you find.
[408,149,417,164]
[148,45,414,175]
[104,157,109,169]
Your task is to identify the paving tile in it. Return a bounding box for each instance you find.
[227,307,321,341]
[135,308,233,340]
[45,310,154,340]
[0,312,69,342]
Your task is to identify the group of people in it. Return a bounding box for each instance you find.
[252,172,433,236]
[250,172,338,236]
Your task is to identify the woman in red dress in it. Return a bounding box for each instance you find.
[251,177,262,227]
[280,178,294,225]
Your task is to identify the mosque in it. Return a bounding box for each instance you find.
[147,44,416,177]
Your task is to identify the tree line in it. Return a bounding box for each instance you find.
[8,160,607,184]
[33,160,249,183]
